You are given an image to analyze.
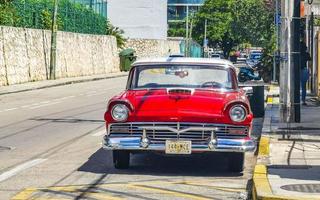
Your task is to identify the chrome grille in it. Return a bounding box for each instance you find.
[108,122,249,143]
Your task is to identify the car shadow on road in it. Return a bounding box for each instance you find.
[78,148,244,177]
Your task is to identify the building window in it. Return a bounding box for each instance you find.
[167,0,204,22]
[74,0,107,17]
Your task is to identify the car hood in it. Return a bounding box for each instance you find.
[113,89,244,123]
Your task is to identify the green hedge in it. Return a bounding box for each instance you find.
[0,0,107,34]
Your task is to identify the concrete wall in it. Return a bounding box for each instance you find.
[107,0,167,39]
[124,39,181,59]
[0,26,119,86]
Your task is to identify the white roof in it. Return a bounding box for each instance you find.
[132,57,234,69]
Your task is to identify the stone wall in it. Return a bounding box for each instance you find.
[0,26,119,86]
[124,39,181,59]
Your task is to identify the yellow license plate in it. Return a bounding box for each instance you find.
[165,140,191,154]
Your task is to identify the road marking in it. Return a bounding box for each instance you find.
[91,129,106,137]
[178,181,246,193]
[11,188,37,200]
[13,185,124,200]
[29,102,61,110]
[127,184,212,200]
[40,101,51,104]
[4,107,18,111]
[86,93,104,97]
[52,96,75,102]
[21,105,31,109]
[0,159,47,182]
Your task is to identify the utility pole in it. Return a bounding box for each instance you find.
[49,0,59,80]
[274,0,280,82]
[310,11,314,93]
[293,0,301,122]
[204,19,208,58]
[279,0,301,123]
[185,5,189,57]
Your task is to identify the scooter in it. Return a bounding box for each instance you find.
[238,65,261,83]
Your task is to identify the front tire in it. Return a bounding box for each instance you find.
[113,150,130,169]
[228,152,244,172]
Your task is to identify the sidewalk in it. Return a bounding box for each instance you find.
[253,86,320,200]
[0,72,128,95]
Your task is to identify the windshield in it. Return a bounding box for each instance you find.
[131,65,233,89]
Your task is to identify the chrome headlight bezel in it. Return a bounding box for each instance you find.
[229,105,247,122]
[111,104,129,122]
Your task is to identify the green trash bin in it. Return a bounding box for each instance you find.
[119,48,137,71]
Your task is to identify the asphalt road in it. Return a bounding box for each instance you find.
[0,76,260,200]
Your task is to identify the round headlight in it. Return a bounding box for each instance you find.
[111,104,129,121]
[229,105,247,122]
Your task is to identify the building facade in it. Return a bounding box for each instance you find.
[168,0,204,22]
[74,0,107,17]
[107,0,167,39]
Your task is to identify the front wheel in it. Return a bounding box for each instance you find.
[227,152,244,172]
[113,150,130,169]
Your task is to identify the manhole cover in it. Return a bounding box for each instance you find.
[281,184,320,193]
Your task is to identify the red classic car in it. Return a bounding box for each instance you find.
[103,58,256,172]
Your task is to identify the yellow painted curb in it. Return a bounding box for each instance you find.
[252,136,320,200]
[258,136,270,156]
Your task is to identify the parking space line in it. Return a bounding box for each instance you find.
[12,186,124,200]
[0,159,47,183]
[12,179,246,199]
[91,129,106,137]
[127,184,212,200]
[11,188,37,200]
[177,181,246,193]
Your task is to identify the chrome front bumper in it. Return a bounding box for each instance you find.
[102,136,256,153]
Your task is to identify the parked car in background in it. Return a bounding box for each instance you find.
[237,52,247,62]
[103,58,256,172]
[169,53,184,58]
[210,53,223,59]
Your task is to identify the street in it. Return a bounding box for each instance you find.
[0,76,258,200]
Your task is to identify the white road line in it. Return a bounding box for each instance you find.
[52,96,75,101]
[0,159,47,182]
[29,101,61,109]
[20,105,31,109]
[86,93,104,97]
[4,108,18,111]
[91,129,106,137]
[40,101,51,104]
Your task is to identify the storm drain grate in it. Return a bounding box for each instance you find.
[281,184,320,193]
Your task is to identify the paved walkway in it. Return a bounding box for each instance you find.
[0,72,128,96]
[253,85,320,200]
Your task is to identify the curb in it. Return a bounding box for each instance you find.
[252,136,320,200]
[252,84,320,200]
[0,73,128,96]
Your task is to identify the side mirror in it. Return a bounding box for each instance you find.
[242,86,253,95]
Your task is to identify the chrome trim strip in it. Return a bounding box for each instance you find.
[103,137,256,153]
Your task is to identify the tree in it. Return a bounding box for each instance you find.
[192,0,274,57]
[193,0,235,57]
[232,0,274,48]
[106,20,127,49]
